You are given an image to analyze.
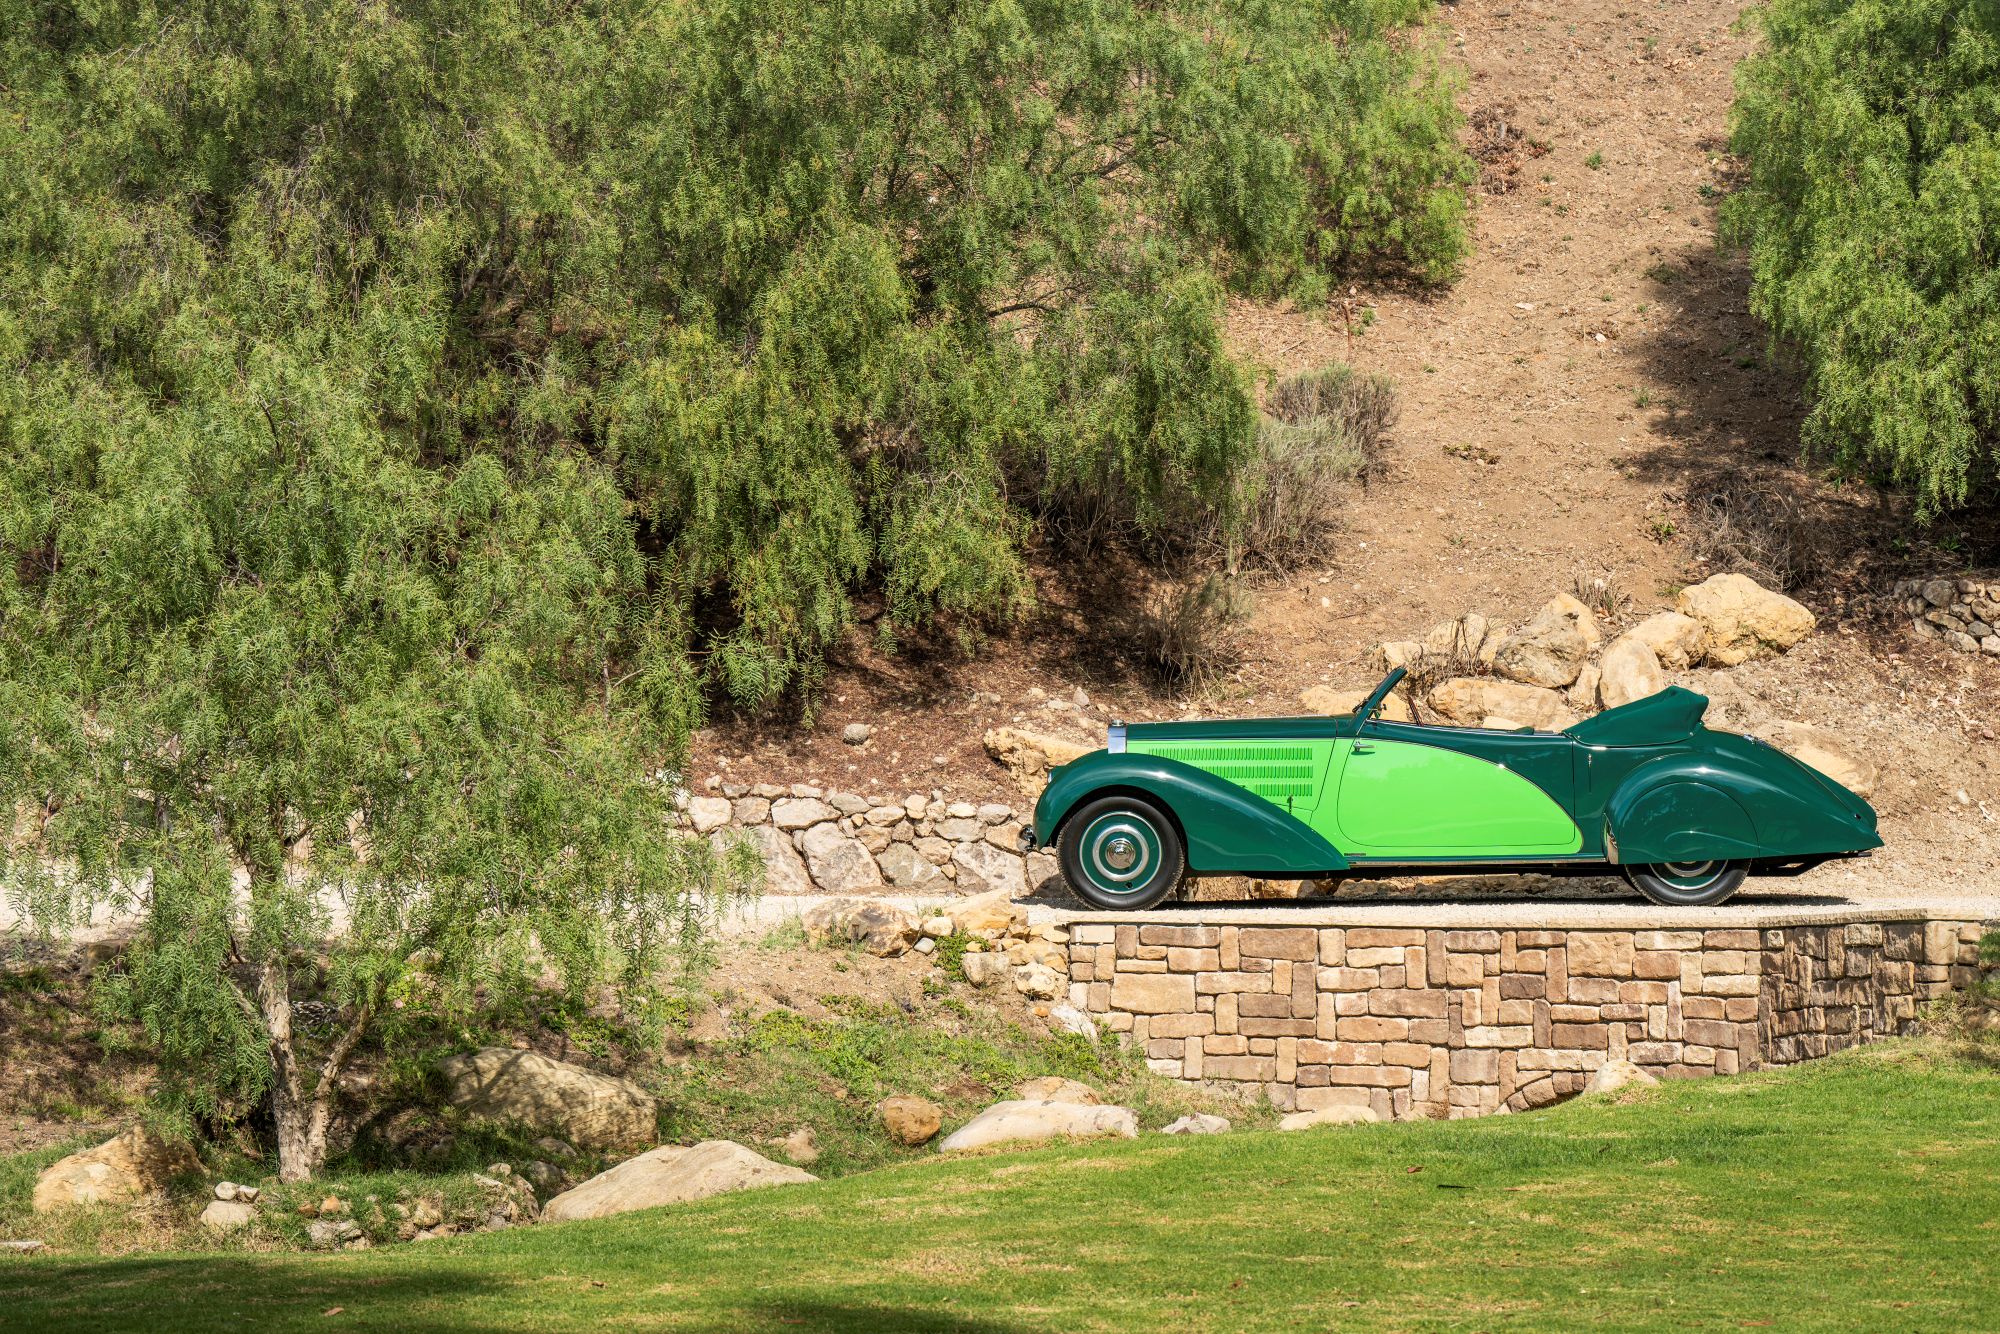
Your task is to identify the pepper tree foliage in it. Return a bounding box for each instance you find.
[1725,0,2000,518]
[0,0,1465,1174]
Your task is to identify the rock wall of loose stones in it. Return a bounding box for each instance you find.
[1065,918,1989,1120]
[1896,574,2000,657]
[675,781,1056,898]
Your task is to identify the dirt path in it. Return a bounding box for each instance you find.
[1227,0,1785,659]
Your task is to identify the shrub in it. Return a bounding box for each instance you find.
[1680,470,1820,592]
[1136,574,1251,689]
[1238,365,1397,568]
[1725,0,2000,517]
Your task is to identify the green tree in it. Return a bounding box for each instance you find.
[1725,0,2000,517]
[0,0,1466,1177]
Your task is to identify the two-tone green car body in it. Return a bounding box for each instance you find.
[1028,669,1881,908]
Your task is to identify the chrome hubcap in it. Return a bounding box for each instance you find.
[1103,837,1138,871]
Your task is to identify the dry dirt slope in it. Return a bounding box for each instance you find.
[693,0,1999,895]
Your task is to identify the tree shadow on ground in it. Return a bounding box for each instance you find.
[1623,230,2000,597]
[0,1255,1034,1334]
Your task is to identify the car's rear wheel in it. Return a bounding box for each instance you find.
[1058,795,1186,911]
[1623,859,1748,907]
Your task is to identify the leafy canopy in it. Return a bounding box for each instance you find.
[0,0,1464,1171]
[1725,0,2000,517]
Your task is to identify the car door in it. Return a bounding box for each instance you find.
[1317,723,1581,858]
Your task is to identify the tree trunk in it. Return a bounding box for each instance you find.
[256,956,317,1184]
[254,951,369,1184]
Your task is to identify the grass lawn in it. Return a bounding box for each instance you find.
[1,1040,1994,1332]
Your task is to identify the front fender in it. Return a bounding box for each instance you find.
[1034,751,1349,876]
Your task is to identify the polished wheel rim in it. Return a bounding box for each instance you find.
[1656,860,1723,889]
[1078,811,1161,893]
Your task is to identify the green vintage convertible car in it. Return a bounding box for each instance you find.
[1028,668,1880,909]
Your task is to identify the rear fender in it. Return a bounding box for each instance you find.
[1035,751,1349,876]
[1605,747,1881,863]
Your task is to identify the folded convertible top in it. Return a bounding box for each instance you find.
[1564,686,1709,747]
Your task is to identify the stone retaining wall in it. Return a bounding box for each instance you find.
[677,782,1054,898]
[1064,915,1989,1120]
[1895,573,2000,656]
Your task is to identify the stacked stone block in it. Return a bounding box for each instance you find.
[1067,916,1987,1120]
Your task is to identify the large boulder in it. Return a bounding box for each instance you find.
[1597,635,1667,711]
[1297,685,1412,722]
[437,1048,657,1151]
[32,1127,201,1213]
[1675,573,1815,666]
[1754,722,1880,799]
[983,727,1093,794]
[1427,678,1576,732]
[937,1100,1139,1152]
[798,823,886,894]
[802,898,916,956]
[876,1096,944,1146]
[541,1141,816,1222]
[1490,594,1601,688]
[1626,611,1708,671]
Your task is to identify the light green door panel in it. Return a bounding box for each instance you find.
[1125,738,1337,819]
[1316,739,1581,856]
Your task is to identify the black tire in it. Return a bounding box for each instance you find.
[1057,794,1187,911]
[1623,859,1749,907]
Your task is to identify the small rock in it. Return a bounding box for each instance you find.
[686,796,732,835]
[841,723,874,746]
[1160,1114,1232,1136]
[1490,594,1599,688]
[802,898,916,956]
[1048,1004,1097,1039]
[1583,1059,1660,1095]
[199,1199,256,1233]
[799,823,887,894]
[533,1136,576,1159]
[214,1181,241,1202]
[982,727,1093,794]
[319,1196,345,1217]
[1012,962,1061,999]
[921,916,955,938]
[1279,1106,1381,1130]
[1298,685,1413,722]
[1597,634,1666,710]
[1627,611,1707,671]
[306,1219,351,1249]
[877,1096,945,1146]
[914,937,936,955]
[960,952,1012,987]
[876,841,946,891]
[1014,1077,1100,1105]
[828,790,871,815]
[771,797,837,831]
[950,841,1028,897]
[0,1241,46,1255]
[774,1127,820,1166]
[976,803,1014,825]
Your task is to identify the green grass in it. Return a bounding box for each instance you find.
[2,1041,1994,1331]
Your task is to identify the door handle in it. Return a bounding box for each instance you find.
[1351,743,1374,755]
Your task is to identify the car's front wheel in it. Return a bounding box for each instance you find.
[1058,794,1186,911]
[1623,859,1748,907]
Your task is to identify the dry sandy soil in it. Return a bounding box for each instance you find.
[690,0,1999,897]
